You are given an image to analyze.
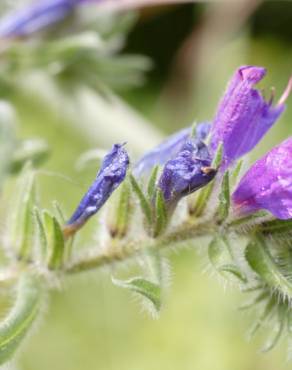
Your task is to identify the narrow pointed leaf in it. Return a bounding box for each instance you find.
[216,171,230,223]
[154,189,168,237]
[109,178,132,238]
[147,165,159,200]
[231,160,243,186]
[130,175,152,226]
[218,264,247,283]
[261,315,285,352]
[33,207,48,263]
[0,274,42,365]
[8,164,36,260]
[112,277,161,313]
[248,296,276,339]
[43,211,65,270]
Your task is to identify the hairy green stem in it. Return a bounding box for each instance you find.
[65,221,213,274]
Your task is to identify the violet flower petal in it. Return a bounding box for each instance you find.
[210,66,289,168]
[64,143,129,235]
[232,138,292,219]
[133,122,210,177]
[158,138,216,204]
[0,0,86,38]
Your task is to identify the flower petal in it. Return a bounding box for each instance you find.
[133,122,210,177]
[64,143,129,236]
[158,138,216,204]
[232,138,292,219]
[210,66,288,168]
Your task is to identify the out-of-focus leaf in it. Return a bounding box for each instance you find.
[7,164,36,260]
[261,307,285,352]
[43,211,65,270]
[0,274,42,365]
[112,277,161,314]
[0,101,16,185]
[10,139,50,174]
[259,219,292,235]
[245,235,292,298]
[75,148,107,171]
[208,235,246,283]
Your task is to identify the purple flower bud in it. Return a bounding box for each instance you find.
[210,66,292,168]
[133,122,210,177]
[0,0,89,38]
[64,143,129,236]
[158,138,216,204]
[232,138,292,220]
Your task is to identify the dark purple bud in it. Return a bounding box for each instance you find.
[158,138,216,204]
[232,138,292,220]
[0,0,90,38]
[64,143,129,236]
[133,122,210,177]
[210,66,292,168]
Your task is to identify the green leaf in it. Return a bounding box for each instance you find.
[147,165,159,200]
[130,175,152,226]
[10,139,50,174]
[143,250,169,288]
[218,264,247,283]
[33,207,48,263]
[154,189,168,237]
[191,144,222,217]
[231,160,243,186]
[43,211,65,270]
[109,178,132,238]
[261,308,285,352]
[8,164,36,260]
[208,236,246,283]
[216,171,230,223]
[0,274,42,365]
[245,235,292,298]
[248,296,276,339]
[0,101,16,185]
[52,200,66,224]
[112,277,161,314]
[259,219,292,235]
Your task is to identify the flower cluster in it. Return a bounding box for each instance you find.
[62,65,291,237]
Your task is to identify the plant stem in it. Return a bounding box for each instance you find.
[65,221,212,274]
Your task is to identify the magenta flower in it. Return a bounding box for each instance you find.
[210,66,292,168]
[158,138,216,205]
[232,138,292,220]
[64,143,129,236]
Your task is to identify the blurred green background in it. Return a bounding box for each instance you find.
[4,1,292,369]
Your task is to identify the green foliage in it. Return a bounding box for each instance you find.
[0,274,42,365]
[112,277,161,315]
[7,164,36,260]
